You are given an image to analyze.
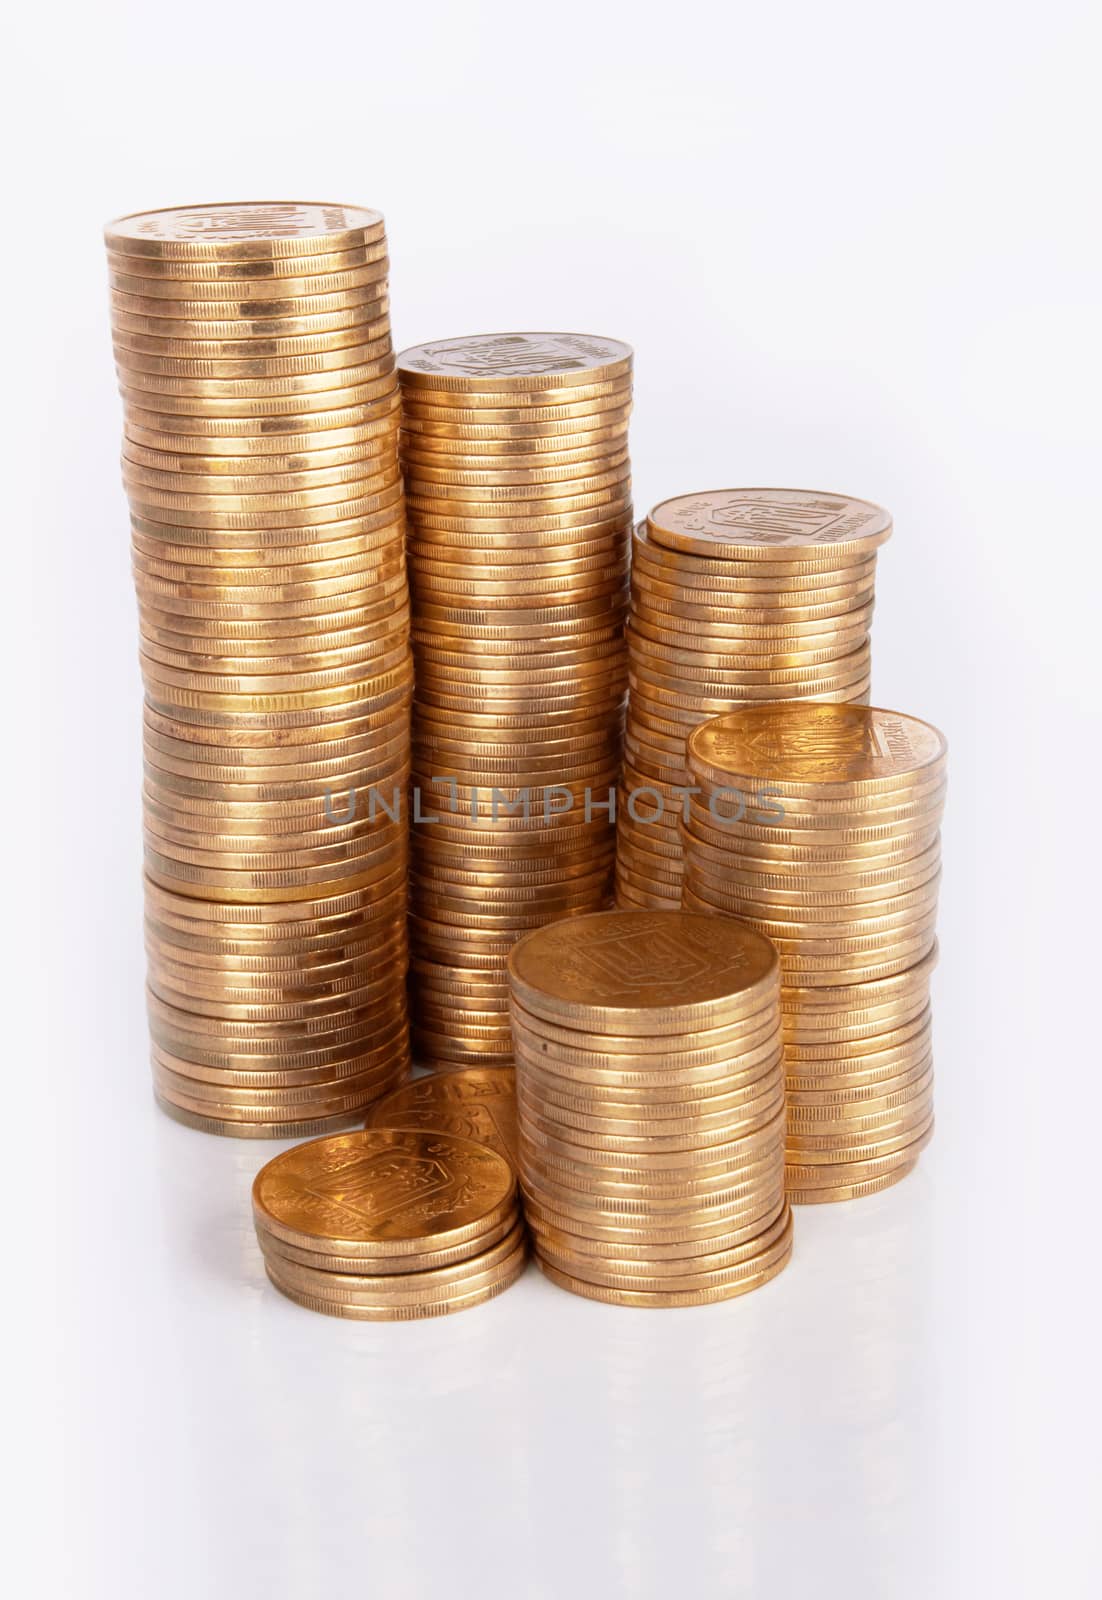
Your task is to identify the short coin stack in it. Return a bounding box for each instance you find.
[618,489,890,909]
[105,202,412,1134]
[368,1066,518,1170]
[397,333,634,1071]
[508,911,792,1306]
[683,703,946,1201]
[253,1128,525,1319]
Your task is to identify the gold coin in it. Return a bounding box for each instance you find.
[403,438,629,471]
[157,1057,409,1117]
[114,321,393,370]
[633,519,877,580]
[408,484,631,521]
[401,387,630,425]
[631,574,875,619]
[404,451,629,490]
[260,1233,527,1319]
[116,376,396,419]
[407,462,629,501]
[257,1215,525,1300]
[507,910,778,1035]
[409,535,627,573]
[687,703,948,796]
[150,1018,409,1074]
[114,335,392,381]
[105,243,387,281]
[110,284,390,322]
[123,396,398,441]
[252,1127,516,1258]
[398,376,631,408]
[515,1081,783,1158]
[401,411,631,444]
[261,1250,526,1318]
[123,453,393,497]
[153,1058,409,1113]
[150,1025,408,1088]
[106,202,386,259]
[109,259,389,301]
[112,301,390,341]
[155,1094,395,1140]
[521,1164,786,1222]
[534,1205,792,1290]
[785,1117,934,1177]
[629,626,870,673]
[366,1069,517,1167]
[647,489,891,563]
[397,332,632,392]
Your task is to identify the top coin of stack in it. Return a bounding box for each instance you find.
[105,202,412,1135]
[683,703,947,1202]
[397,333,634,1072]
[252,1128,527,1319]
[618,489,890,910]
[508,910,792,1307]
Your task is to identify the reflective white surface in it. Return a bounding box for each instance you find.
[11,1,1100,1594]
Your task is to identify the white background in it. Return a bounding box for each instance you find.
[7,1,1100,1594]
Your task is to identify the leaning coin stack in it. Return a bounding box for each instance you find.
[508,911,793,1306]
[252,1128,526,1319]
[105,202,412,1134]
[397,333,634,1071]
[369,1066,518,1170]
[618,489,890,909]
[683,703,947,1202]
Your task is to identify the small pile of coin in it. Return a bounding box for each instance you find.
[105,202,411,1133]
[618,489,890,909]
[683,703,946,1201]
[507,910,792,1306]
[369,1066,518,1170]
[397,333,634,1071]
[252,1128,526,1319]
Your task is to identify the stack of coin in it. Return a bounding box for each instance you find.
[618,489,890,909]
[369,1067,518,1170]
[105,202,411,1133]
[683,703,947,1201]
[507,911,793,1306]
[252,1128,526,1319]
[397,333,634,1070]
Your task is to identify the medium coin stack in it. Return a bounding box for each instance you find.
[369,1066,518,1170]
[683,703,947,1202]
[507,911,793,1307]
[397,333,634,1071]
[618,489,890,909]
[252,1128,526,1319]
[105,202,412,1134]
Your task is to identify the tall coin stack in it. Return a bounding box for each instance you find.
[618,489,890,909]
[683,704,947,1202]
[397,334,634,1071]
[508,911,793,1306]
[105,202,412,1136]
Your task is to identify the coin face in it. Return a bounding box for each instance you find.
[648,489,891,560]
[368,1068,517,1168]
[107,202,384,253]
[253,1127,514,1250]
[687,703,947,788]
[508,909,777,1023]
[398,333,632,388]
